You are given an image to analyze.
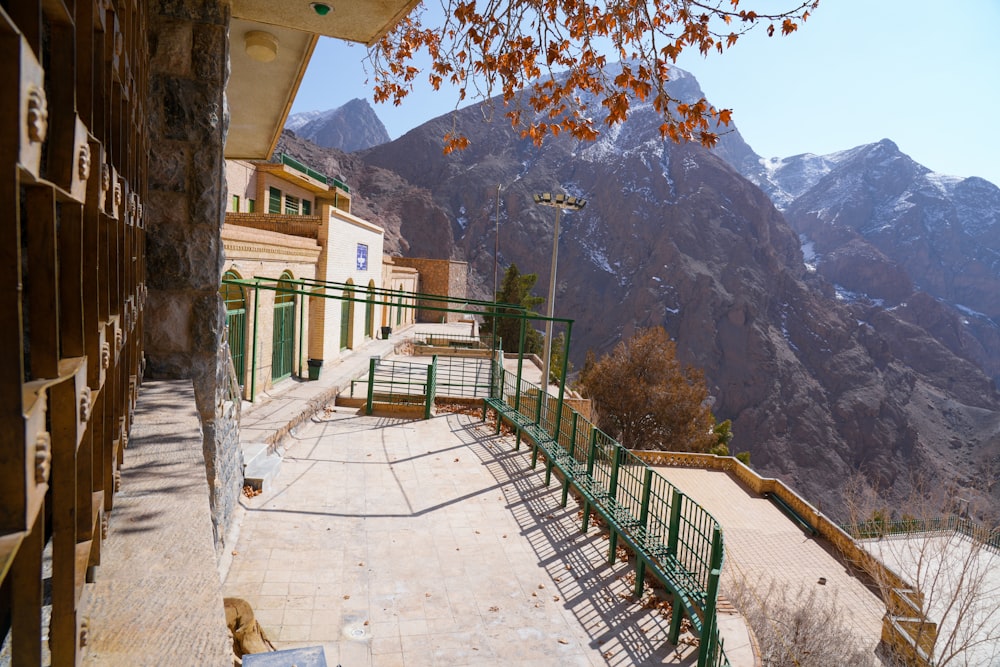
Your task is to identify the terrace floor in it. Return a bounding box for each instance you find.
[223,408,709,666]
[653,466,886,658]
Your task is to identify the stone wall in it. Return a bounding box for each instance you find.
[145,0,240,550]
[392,258,468,322]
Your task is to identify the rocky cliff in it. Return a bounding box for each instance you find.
[739,140,1000,383]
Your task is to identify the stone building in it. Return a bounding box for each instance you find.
[391,257,469,323]
[0,0,421,663]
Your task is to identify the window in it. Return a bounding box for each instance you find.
[302,199,311,216]
[247,199,255,213]
[284,195,300,215]
[231,195,240,212]
[268,187,281,214]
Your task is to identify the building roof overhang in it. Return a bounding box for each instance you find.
[255,162,331,193]
[225,0,418,160]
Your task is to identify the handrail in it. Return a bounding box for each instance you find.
[486,358,729,667]
[841,515,1000,553]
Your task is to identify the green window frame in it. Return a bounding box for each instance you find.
[268,187,281,214]
[284,195,299,215]
[302,199,311,215]
[247,199,255,213]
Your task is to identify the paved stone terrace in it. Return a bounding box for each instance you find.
[652,466,886,656]
[223,409,701,666]
[83,380,232,666]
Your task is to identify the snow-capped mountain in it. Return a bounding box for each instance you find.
[735,138,1000,380]
[285,98,390,152]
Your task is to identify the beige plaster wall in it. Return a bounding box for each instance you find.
[222,224,320,395]
[225,159,258,212]
[311,205,387,360]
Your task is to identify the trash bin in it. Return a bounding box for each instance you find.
[380,326,392,339]
[307,359,323,380]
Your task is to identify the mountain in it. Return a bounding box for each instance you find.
[285,98,391,152]
[737,140,1000,383]
[278,67,1000,518]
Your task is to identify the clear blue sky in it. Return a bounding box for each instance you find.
[291,0,1000,186]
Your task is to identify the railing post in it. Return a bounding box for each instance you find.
[514,315,526,412]
[552,319,571,440]
[634,468,654,598]
[607,447,622,564]
[668,591,685,645]
[667,488,683,559]
[586,428,598,476]
[582,429,598,533]
[697,527,725,667]
[366,356,377,416]
[250,281,260,402]
[296,280,304,378]
[568,411,579,458]
[561,411,579,507]
[533,384,543,426]
[425,355,437,420]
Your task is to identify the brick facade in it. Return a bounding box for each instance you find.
[391,258,469,322]
[225,211,321,238]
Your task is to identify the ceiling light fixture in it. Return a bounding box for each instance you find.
[244,30,278,62]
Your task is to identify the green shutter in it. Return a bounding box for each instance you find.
[268,187,281,214]
[302,199,311,215]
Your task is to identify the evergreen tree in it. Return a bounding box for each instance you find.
[482,264,544,354]
[548,331,573,385]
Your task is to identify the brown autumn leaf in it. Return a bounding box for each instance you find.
[369,0,817,152]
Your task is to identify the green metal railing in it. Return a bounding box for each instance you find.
[364,357,437,419]
[489,357,729,667]
[843,515,1000,552]
[280,153,327,185]
[434,357,492,398]
[353,356,492,403]
[330,176,350,194]
[412,331,496,350]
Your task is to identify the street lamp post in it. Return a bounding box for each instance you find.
[494,183,502,299]
[533,192,586,391]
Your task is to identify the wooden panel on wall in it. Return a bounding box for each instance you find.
[0,0,147,663]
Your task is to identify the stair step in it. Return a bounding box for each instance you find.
[242,441,270,468]
[244,452,282,492]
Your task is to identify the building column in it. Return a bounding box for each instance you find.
[143,0,241,550]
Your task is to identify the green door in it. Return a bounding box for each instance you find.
[364,286,374,339]
[272,275,295,381]
[340,287,353,350]
[221,272,246,388]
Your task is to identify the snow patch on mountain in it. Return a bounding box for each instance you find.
[285,109,333,132]
[799,235,818,272]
